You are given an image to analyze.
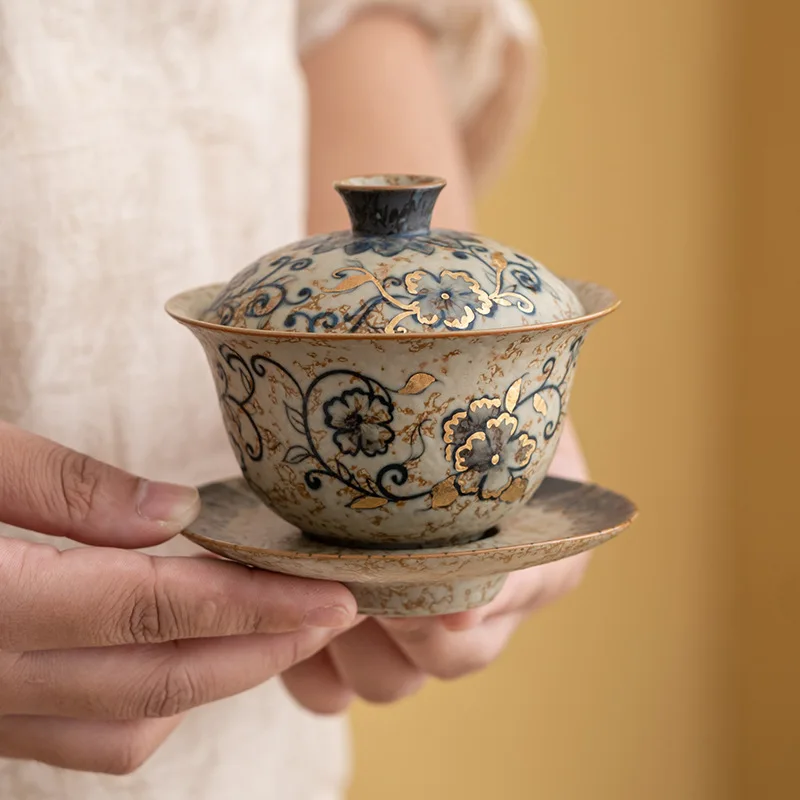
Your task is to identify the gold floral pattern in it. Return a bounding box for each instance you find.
[199,173,588,336]
[201,329,584,541]
[437,380,537,506]
[210,336,569,526]
[324,250,538,334]
[453,414,536,498]
[404,269,492,329]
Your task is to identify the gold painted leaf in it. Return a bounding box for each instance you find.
[326,272,374,293]
[431,476,458,509]
[533,394,548,415]
[350,496,389,510]
[505,378,522,412]
[397,372,436,395]
[500,477,528,503]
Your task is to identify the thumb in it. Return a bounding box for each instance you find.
[0,421,199,548]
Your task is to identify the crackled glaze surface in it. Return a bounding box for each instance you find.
[168,281,616,547]
[182,476,637,616]
[200,175,585,334]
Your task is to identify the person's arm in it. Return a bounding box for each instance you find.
[304,11,474,235]
[282,9,591,713]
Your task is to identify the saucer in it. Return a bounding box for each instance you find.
[183,477,637,617]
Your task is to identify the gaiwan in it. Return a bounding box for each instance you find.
[166,175,618,549]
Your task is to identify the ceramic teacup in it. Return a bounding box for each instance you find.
[166,279,616,548]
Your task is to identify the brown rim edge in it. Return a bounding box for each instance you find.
[165,280,621,342]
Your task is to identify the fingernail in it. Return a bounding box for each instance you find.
[137,480,200,528]
[303,605,353,629]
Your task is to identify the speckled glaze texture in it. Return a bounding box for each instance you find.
[182,476,637,616]
[166,279,617,548]
[199,176,585,335]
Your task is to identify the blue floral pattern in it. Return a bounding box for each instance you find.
[202,175,584,333]
[203,230,584,334]
[442,397,536,501]
[403,269,492,329]
[212,335,583,513]
[323,388,395,457]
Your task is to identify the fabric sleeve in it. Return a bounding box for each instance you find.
[297,0,544,187]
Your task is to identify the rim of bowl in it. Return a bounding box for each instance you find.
[165,279,620,341]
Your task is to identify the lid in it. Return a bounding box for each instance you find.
[201,175,585,335]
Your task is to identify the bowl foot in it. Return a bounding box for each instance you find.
[344,574,507,617]
[301,525,500,551]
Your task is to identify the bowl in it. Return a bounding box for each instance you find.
[166,175,618,548]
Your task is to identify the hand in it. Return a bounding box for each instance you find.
[0,422,356,774]
[282,420,590,713]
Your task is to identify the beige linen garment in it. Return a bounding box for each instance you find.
[0,1,537,798]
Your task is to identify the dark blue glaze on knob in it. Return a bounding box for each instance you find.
[334,174,445,237]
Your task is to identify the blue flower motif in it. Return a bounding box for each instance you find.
[404,269,493,330]
[442,397,536,501]
[323,389,395,457]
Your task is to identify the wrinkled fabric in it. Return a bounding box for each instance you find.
[0,1,535,797]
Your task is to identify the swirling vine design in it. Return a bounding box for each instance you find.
[204,255,315,329]
[215,344,435,509]
[216,345,264,469]
[214,335,582,511]
[317,231,553,333]
[202,230,577,334]
[517,334,584,442]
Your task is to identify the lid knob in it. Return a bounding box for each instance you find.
[334,174,446,237]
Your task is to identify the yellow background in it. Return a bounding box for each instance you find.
[350,1,799,798]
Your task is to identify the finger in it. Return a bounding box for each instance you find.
[468,555,590,619]
[439,571,546,631]
[418,555,592,634]
[379,557,591,679]
[0,539,356,650]
[0,714,183,775]
[379,612,522,681]
[0,421,199,547]
[1,628,338,720]
[327,619,425,704]
[281,648,355,715]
